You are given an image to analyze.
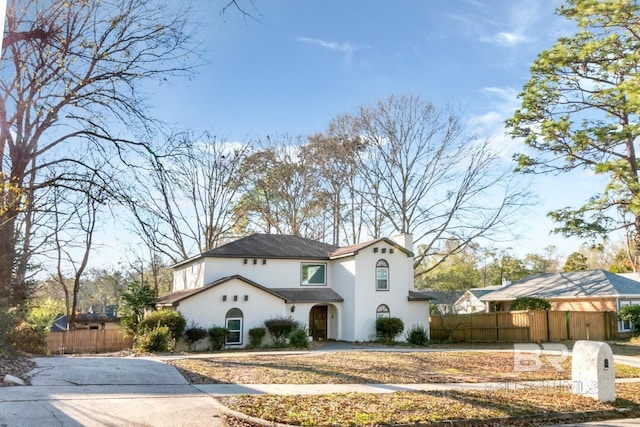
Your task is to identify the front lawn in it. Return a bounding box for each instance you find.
[168,350,640,426]
[168,350,640,385]
[219,384,640,426]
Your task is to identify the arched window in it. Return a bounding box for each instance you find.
[376,304,390,319]
[376,259,389,291]
[225,308,243,345]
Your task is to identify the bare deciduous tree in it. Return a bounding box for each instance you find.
[125,132,251,262]
[0,0,196,305]
[350,94,531,276]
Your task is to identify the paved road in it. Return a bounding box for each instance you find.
[2,347,640,426]
[0,357,227,427]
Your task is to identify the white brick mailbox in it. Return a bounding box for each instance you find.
[571,340,615,402]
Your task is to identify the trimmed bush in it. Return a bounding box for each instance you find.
[288,327,309,348]
[376,317,404,344]
[208,326,228,350]
[406,324,429,346]
[183,324,208,350]
[135,325,174,352]
[248,327,266,348]
[138,310,186,340]
[264,316,301,347]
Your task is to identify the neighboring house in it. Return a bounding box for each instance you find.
[420,290,464,314]
[153,233,430,347]
[479,269,640,332]
[51,313,122,331]
[454,285,502,314]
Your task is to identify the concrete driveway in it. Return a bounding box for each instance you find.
[0,357,227,427]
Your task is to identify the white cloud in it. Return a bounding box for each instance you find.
[484,31,530,46]
[297,37,355,54]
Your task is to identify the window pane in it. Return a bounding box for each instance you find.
[227,319,241,330]
[302,264,326,285]
[376,267,388,290]
[226,331,241,343]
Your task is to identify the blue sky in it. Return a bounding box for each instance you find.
[135,0,611,260]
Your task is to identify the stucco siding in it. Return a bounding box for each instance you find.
[352,241,415,342]
[173,260,205,291]
[202,257,332,289]
[331,258,357,341]
[177,277,286,347]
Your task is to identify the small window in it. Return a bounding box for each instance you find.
[225,308,243,345]
[376,259,389,291]
[301,263,326,286]
[619,301,640,331]
[376,304,390,319]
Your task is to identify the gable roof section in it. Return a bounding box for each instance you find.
[480,269,640,302]
[173,234,414,268]
[153,275,288,307]
[467,286,502,298]
[201,234,339,260]
[329,237,413,259]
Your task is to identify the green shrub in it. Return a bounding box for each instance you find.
[248,327,266,348]
[375,317,404,344]
[405,324,429,346]
[208,326,228,350]
[288,327,309,348]
[0,307,18,355]
[135,325,174,353]
[264,316,301,347]
[138,310,186,340]
[619,304,640,335]
[510,296,551,311]
[13,323,48,354]
[183,324,208,350]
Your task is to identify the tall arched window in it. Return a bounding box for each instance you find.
[376,304,390,319]
[225,308,243,345]
[376,259,389,291]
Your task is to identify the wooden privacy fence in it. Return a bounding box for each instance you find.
[429,310,618,343]
[47,329,133,354]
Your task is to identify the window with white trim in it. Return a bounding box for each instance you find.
[376,259,389,291]
[225,308,243,345]
[301,263,326,286]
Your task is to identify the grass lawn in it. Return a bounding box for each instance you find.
[168,348,640,426]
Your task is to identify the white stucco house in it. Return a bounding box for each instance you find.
[153,233,430,347]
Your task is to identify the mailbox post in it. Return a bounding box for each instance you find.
[571,340,615,402]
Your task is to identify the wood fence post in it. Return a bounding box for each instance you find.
[546,310,551,342]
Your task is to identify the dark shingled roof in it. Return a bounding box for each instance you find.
[202,234,339,259]
[408,290,434,301]
[270,288,344,303]
[417,289,463,304]
[480,269,640,302]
